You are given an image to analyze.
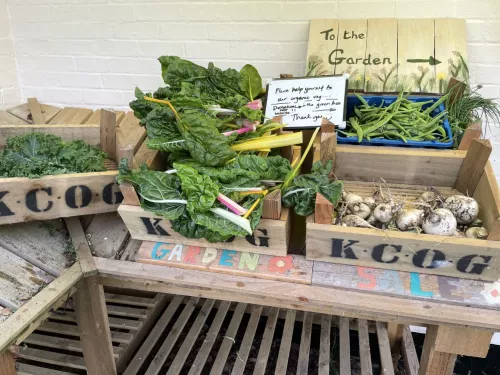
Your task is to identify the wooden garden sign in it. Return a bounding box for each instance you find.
[306,18,468,93]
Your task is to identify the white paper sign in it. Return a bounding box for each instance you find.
[265,76,348,129]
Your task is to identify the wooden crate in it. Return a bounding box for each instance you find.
[306,135,500,281]
[0,100,160,225]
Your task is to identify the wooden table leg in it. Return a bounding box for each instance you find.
[0,351,16,375]
[74,276,117,375]
[387,323,403,353]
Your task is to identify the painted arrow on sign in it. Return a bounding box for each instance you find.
[406,56,442,66]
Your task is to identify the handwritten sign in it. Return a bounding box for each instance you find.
[264,76,347,129]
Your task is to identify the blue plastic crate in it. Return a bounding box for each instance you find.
[337,94,453,148]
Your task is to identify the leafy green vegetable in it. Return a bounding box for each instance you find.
[170,212,230,242]
[282,160,343,216]
[229,155,291,181]
[0,133,107,179]
[240,64,262,101]
[174,163,219,214]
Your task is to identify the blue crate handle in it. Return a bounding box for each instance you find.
[337,94,454,149]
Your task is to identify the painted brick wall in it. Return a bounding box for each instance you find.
[3,0,500,175]
[0,0,21,110]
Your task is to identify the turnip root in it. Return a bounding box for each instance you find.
[444,195,479,224]
[422,208,457,236]
[470,218,483,227]
[348,202,371,219]
[373,203,393,224]
[395,209,424,231]
[363,196,376,210]
[415,191,436,208]
[366,214,377,225]
[465,227,489,239]
[343,215,375,228]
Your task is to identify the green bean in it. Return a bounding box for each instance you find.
[423,93,449,115]
[349,117,364,143]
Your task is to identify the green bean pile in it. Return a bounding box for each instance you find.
[341,92,450,143]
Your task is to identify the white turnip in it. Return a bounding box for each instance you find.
[363,196,377,210]
[395,209,424,231]
[444,195,479,224]
[465,227,489,239]
[422,208,457,236]
[373,203,393,223]
[343,215,375,228]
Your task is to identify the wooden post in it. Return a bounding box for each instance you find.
[387,323,404,353]
[74,276,117,375]
[418,326,456,375]
[320,119,337,173]
[0,351,16,375]
[262,190,281,220]
[434,325,492,358]
[314,193,333,224]
[27,98,45,124]
[458,122,482,150]
[454,138,492,196]
[100,109,117,162]
[65,217,97,277]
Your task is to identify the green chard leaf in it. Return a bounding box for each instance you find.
[240,64,262,101]
[129,87,159,121]
[175,160,260,187]
[228,155,291,181]
[207,62,246,97]
[174,163,219,213]
[170,212,232,242]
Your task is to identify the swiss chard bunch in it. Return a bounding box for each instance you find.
[0,133,107,178]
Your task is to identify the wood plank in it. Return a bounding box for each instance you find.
[0,110,29,125]
[117,112,147,154]
[297,311,313,375]
[275,309,296,375]
[474,161,500,240]
[335,145,465,186]
[339,317,351,375]
[0,124,100,147]
[116,293,170,373]
[306,223,500,280]
[434,326,493,358]
[397,19,436,92]
[314,193,333,224]
[136,241,313,284]
[0,263,81,353]
[418,326,456,375]
[455,138,492,196]
[23,333,122,356]
[305,19,339,76]
[320,122,336,167]
[402,326,419,375]
[0,171,120,225]
[16,362,77,375]
[49,107,93,125]
[74,276,117,375]
[123,295,184,375]
[231,304,263,375]
[100,109,117,162]
[95,258,500,330]
[87,213,129,259]
[335,19,368,90]
[188,300,231,375]
[364,19,398,92]
[27,98,45,124]
[166,299,215,375]
[0,351,15,375]
[133,138,164,170]
[209,302,247,375]
[253,307,280,375]
[358,319,373,375]
[119,238,142,261]
[318,314,331,375]
[84,109,125,125]
[65,217,96,276]
[145,297,198,375]
[435,19,468,93]
[104,293,155,307]
[17,347,86,370]
[6,103,60,124]
[458,122,482,151]
[0,246,54,308]
[375,322,395,375]
[262,189,281,220]
[119,182,141,206]
[106,304,148,319]
[119,205,289,256]
[387,323,403,353]
[49,311,141,330]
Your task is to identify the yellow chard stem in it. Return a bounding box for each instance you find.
[144,96,180,120]
[243,190,268,219]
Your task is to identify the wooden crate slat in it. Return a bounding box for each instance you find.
[297,312,313,375]
[123,295,184,375]
[27,98,45,124]
[253,307,280,375]
[275,309,296,375]
[402,326,419,375]
[188,300,231,375]
[36,321,133,344]
[166,299,216,375]
[0,110,29,125]
[231,304,263,375]
[17,347,86,370]
[375,322,395,375]
[209,302,247,375]
[49,107,93,125]
[23,333,122,357]
[106,303,148,319]
[16,362,77,375]
[49,311,142,330]
[6,103,61,124]
[145,297,198,375]
[103,293,156,307]
[318,314,331,375]
[358,319,373,375]
[84,109,125,125]
[133,137,164,170]
[117,112,147,154]
[339,317,351,375]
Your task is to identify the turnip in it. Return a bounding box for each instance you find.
[373,203,393,224]
[363,196,377,210]
[465,227,489,240]
[343,192,371,219]
[343,215,375,228]
[422,208,457,236]
[444,195,479,224]
[415,191,436,208]
[395,208,424,231]
[366,214,377,225]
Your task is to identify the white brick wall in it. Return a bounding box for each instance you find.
[0,0,20,109]
[2,0,500,178]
